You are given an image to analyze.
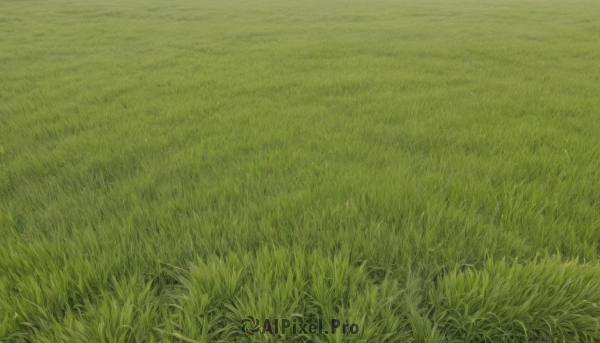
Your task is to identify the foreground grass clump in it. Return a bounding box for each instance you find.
[1,0,600,341]
[432,258,600,342]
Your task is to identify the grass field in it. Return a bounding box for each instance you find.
[1,0,600,341]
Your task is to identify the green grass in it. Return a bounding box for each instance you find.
[1,0,600,341]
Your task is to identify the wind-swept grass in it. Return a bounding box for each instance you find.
[1,0,599,341]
